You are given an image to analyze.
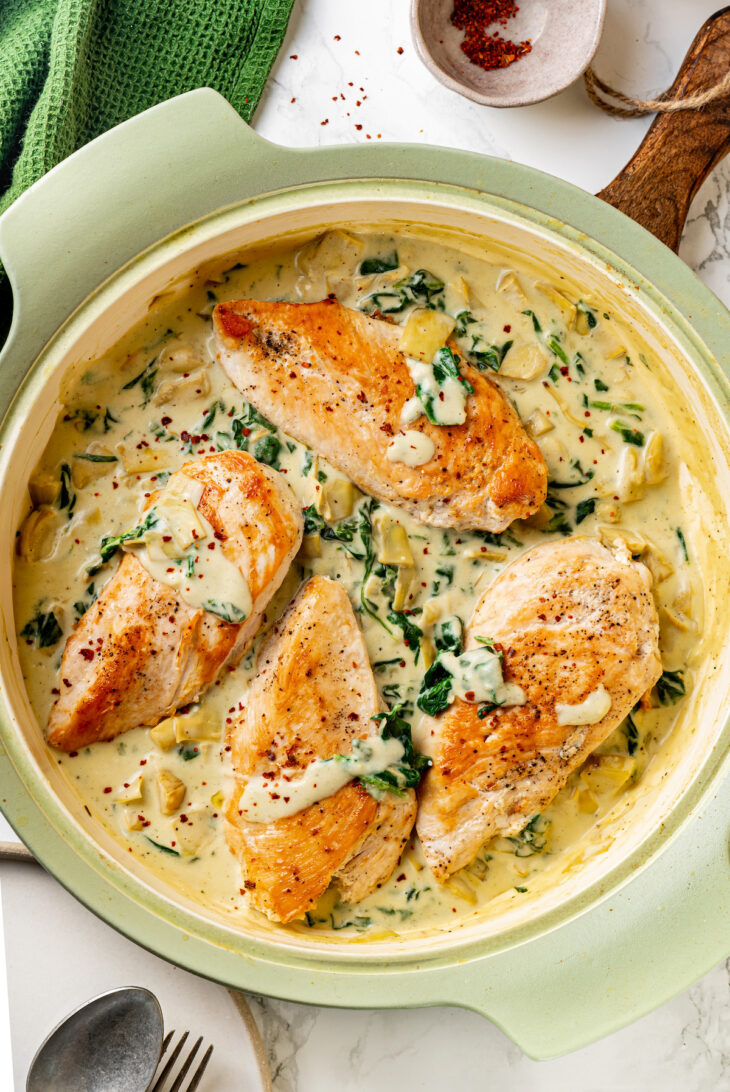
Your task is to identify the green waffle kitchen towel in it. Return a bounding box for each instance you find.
[0,0,296,217]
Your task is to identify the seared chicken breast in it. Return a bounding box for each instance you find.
[225,575,417,924]
[47,451,303,752]
[415,537,662,879]
[213,297,547,532]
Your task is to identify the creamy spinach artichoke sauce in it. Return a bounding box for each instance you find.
[14,228,708,938]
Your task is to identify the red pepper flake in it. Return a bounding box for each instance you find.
[397,46,404,54]
[334,34,341,40]
[290,54,298,59]
[321,118,329,126]
[355,124,362,131]
[79,648,94,661]
[103,786,112,794]
[451,1,532,71]
[291,97,296,103]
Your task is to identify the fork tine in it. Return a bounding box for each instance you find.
[151,1030,189,1091]
[168,1035,202,1092]
[183,1043,214,1092]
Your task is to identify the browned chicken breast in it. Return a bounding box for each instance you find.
[225,575,417,924]
[213,297,547,532]
[415,537,662,880]
[47,451,303,752]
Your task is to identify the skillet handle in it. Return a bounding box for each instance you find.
[597,8,730,252]
[0,89,290,398]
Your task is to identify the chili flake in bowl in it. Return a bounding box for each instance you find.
[410,0,606,107]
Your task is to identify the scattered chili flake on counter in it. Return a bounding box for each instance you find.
[451,0,532,71]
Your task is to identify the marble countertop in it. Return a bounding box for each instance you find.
[3,0,730,1087]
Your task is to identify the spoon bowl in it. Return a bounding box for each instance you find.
[26,986,164,1092]
[410,0,606,107]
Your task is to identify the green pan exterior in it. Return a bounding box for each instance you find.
[0,90,728,1059]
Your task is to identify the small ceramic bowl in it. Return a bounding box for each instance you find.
[410,0,606,107]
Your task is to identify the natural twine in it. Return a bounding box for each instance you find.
[584,65,730,117]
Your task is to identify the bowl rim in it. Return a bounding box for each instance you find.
[1,173,729,999]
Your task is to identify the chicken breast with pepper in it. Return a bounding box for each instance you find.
[47,451,303,751]
[225,575,417,924]
[212,297,547,532]
[415,537,662,880]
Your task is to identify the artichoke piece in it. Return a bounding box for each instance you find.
[115,442,175,474]
[526,409,554,437]
[643,431,665,485]
[399,308,456,363]
[156,769,186,816]
[576,787,599,814]
[496,270,527,304]
[616,446,645,504]
[301,230,364,276]
[116,773,144,804]
[375,515,414,566]
[419,636,436,670]
[580,755,635,795]
[498,343,549,380]
[149,718,177,751]
[153,367,211,406]
[174,707,221,742]
[535,282,577,328]
[159,343,205,374]
[29,473,61,507]
[155,496,206,552]
[392,565,418,611]
[300,533,322,558]
[172,806,214,855]
[71,443,117,488]
[121,808,145,832]
[17,506,59,562]
[315,478,360,522]
[445,275,470,315]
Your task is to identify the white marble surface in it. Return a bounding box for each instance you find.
[3,0,730,1087]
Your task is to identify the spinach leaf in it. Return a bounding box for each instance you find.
[655,670,685,705]
[624,712,639,756]
[676,527,689,562]
[58,464,76,517]
[122,357,158,406]
[594,377,609,391]
[360,252,398,275]
[522,309,542,333]
[20,610,62,648]
[387,610,423,659]
[416,658,453,716]
[507,813,550,857]
[610,421,644,445]
[434,616,463,655]
[575,498,596,524]
[577,300,597,328]
[253,433,282,468]
[73,452,118,463]
[97,508,159,566]
[144,837,180,856]
[202,600,248,624]
[370,703,431,792]
[470,339,513,373]
[303,505,364,559]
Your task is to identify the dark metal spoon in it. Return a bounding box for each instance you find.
[26,986,164,1092]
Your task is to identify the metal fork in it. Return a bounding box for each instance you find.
[150,1029,214,1091]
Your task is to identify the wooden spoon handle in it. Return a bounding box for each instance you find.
[597,8,730,252]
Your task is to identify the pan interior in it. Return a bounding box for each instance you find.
[1,186,729,963]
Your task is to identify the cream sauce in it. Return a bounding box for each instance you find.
[12,226,714,938]
[126,475,252,623]
[386,430,435,467]
[438,645,526,707]
[555,685,612,726]
[239,735,406,823]
[403,354,468,426]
